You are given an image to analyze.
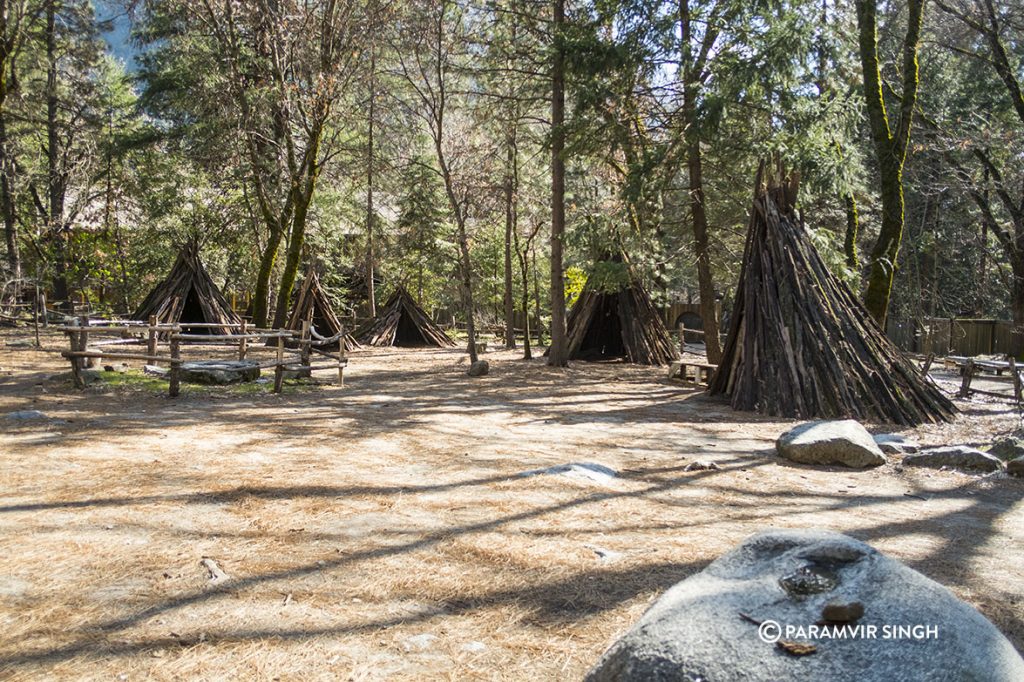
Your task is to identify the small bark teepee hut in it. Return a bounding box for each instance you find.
[564,256,678,365]
[285,270,360,351]
[356,286,455,347]
[133,246,240,335]
[708,171,956,425]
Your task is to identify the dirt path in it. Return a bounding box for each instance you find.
[1,329,1022,680]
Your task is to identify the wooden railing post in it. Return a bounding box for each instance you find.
[67,318,84,389]
[40,290,48,328]
[238,320,248,360]
[300,320,311,370]
[958,359,975,399]
[33,285,41,348]
[273,335,285,393]
[1009,356,1022,404]
[147,315,158,365]
[77,316,91,369]
[169,334,181,397]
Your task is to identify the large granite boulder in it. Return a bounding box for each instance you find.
[586,530,1024,682]
[179,360,260,385]
[777,420,886,468]
[902,446,1004,474]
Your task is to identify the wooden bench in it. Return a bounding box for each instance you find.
[668,361,717,386]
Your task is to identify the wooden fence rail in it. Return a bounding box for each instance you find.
[56,316,348,396]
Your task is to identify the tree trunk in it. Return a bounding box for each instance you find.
[547,0,568,366]
[686,138,722,364]
[503,128,517,349]
[855,0,925,327]
[844,193,859,268]
[45,0,69,308]
[0,116,18,282]
[253,226,284,327]
[366,49,377,318]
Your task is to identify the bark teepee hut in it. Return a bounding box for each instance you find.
[356,286,455,347]
[132,246,240,334]
[708,171,955,425]
[285,270,360,351]
[564,256,678,365]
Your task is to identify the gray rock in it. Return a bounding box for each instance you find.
[903,446,1004,473]
[777,420,886,468]
[684,460,721,471]
[873,433,920,455]
[468,360,490,377]
[5,338,34,348]
[988,436,1024,462]
[103,363,131,373]
[179,360,260,385]
[6,409,47,420]
[48,369,103,385]
[586,529,1024,682]
[1005,456,1024,478]
[143,365,168,377]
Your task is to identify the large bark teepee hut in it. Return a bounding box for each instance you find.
[285,270,360,351]
[132,246,240,335]
[563,256,678,365]
[356,286,455,347]
[708,172,956,425]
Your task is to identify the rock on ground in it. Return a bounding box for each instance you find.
[1004,456,1024,477]
[776,420,886,468]
[179,360,260,385]
[873,433,920,455]
[5,409,47,420]
[586,529,1024,682]
[468,360,490,377]
[988,436,1024,462]
[902,446,1004,474]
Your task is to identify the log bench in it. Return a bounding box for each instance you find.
[668,361,717,386]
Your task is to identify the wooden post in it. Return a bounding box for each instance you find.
[1009,356,1023,404]
[273,335,285,393]
[678,322,685,355]
[67,318,84,389]
[40,290,47,328]
[147,315,158,365]
[77,316,90,370]
[33,285,40,348]
[238,319,248,360]
[300,320,311,370]
[338,325,346,386]
[920,353,934,378]
[169,335,181,397]
[958,359,975,399]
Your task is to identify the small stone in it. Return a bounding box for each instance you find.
[684,460,720,471]
[401,633,437,652]
[822,600,865,623]
[144,365,168,377]
[874,433,920,454]
[6,410,47,420]
[468,360,489,377]
[460,641,487,653]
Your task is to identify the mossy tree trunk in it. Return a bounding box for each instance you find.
[854,0,925,327]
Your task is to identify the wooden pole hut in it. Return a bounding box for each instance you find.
[355,286,455,347]
[708,170,956,425]
[132,246,240,335]
[563,256,678,365]
[285,270,360,351]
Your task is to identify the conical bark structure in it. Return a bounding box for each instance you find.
[132,246,240,335]
[355,286,455,348]
[564,258,678,365]
[286,270,360,351]
[708,175,955,425]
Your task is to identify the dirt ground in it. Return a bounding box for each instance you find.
[1,328,1022,681]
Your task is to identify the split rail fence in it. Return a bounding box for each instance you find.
[57,316,348,396]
